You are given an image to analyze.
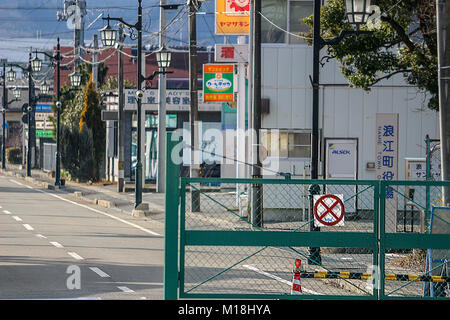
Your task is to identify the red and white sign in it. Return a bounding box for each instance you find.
[313,194,345,227]
[215,44,249,63]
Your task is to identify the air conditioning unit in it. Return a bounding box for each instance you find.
[261,98,270,114]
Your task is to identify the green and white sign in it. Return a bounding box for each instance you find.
[203,64,235,102]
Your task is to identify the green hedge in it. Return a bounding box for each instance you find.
[6,147,22,164]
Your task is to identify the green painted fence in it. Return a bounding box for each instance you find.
[164,133,450,300]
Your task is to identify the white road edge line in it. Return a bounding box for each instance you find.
[242,264,323,296]
[12,216,22,222]
[9,179,23,186]
[25,183,161,236]
[50,241,64,248]
[67,252,84,260]
[89,267,110,278]
[23,224,34,231]
[117,286,134,293]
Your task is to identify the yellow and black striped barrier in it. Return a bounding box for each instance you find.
[298,270,449,283]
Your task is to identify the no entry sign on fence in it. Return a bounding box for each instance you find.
[313,194,345,227]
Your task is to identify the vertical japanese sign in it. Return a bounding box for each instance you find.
[215,0,250,35]
[203,64,235,102]
[376,113,399,233]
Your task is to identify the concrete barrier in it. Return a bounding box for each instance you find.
[97,199,115,208]
[74,191,83,197]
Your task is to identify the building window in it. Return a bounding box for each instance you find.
[262,130,311,158]
[262,0,313,44]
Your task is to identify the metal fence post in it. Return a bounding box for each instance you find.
[308,183,321,265]
[379,181,386,299]
[164,131,180,300]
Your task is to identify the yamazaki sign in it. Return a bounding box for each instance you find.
[215,0,250,35]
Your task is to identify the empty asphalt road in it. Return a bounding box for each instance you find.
[0,174,165,300]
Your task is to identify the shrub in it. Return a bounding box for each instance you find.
[61,125,80,178]
[77,126,95,182]
[6,147,22,164]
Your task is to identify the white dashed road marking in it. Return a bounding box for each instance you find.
[67,252,84,260]
[117,286,134,293]
[89,267,110,278]
[50,241,64,248]
[23,224,34,231]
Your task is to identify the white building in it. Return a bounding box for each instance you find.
[258,45,438,181]
[223,0,440,182]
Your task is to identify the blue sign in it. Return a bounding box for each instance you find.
[35,104,52,112]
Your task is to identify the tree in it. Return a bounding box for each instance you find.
[79,75,105,181]
[60,125,79,178]
[100,76,136,91]
[78,126,95,181]
[303,0,438,110]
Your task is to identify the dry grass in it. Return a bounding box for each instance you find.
[390,249,427,271]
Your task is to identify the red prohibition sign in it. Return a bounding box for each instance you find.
[313,195,345,226]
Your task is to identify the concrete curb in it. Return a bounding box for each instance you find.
[1,168,119,212]
[97,199,115,208]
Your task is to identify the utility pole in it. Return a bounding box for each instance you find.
[308,0,322,266]
[55,38,62,187]
[27,52,35,176]
[117,23,125,192]
[157,0,167,193]
[136,0,144,208]
[189,0,201,212]
[437,0,450,204]
[92,34,98,88]
[236,35,247,205]
[2,61,6,170]
[251,0,262,226]
[74,0,86,70]
[57,1,86,69]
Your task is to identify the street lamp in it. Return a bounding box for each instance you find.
[30,54,42,73]
[345,0,372,26]
[100,0,173,208]
[6,68,16,82]
[307,0,375,266]
[12,87,21,99]
[100,18,118,47]
[155,46,172,70]
[40,82,50,95]
[69,71,82,87]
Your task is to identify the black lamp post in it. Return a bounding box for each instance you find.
[308,0,374,266]
[100,1,173,209]
[2,62,21,169]
[8,54,36,177]
[31,38,65,187]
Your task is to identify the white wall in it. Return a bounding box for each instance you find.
[260,45,440,180]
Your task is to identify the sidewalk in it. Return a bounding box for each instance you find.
[0,164,165,225]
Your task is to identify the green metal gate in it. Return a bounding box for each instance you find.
[163,135,450,300]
